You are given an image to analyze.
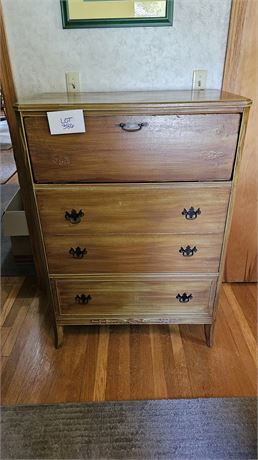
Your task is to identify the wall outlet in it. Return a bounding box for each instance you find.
[66,72,80,93]
[192,70,207,90]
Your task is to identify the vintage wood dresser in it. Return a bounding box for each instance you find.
[15,90,251,347]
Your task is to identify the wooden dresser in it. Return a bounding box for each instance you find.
[15,90,251,347]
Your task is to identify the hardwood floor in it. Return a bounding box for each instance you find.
[1,277,257,404]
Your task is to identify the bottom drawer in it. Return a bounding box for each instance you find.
[52,277,217,324]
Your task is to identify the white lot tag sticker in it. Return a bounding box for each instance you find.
[47,110,85,135]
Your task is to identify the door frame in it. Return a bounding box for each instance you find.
[0,3,20,154]
[222,0,257,281]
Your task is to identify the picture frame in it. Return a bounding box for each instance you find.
[60,0,173,29]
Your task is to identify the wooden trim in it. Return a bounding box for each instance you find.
[16,103,250,115]
[56,317,213,326]
[0,3,19,152]
[212,107,250,322]
[34,182,232,191]
[222,0,257,281]
[222,0,248,87]
[48,273,218,281]
[14,89,251,112]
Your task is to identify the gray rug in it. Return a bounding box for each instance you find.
[1,398,257,459]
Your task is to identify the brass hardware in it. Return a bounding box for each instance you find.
[176,293,193,303]
[179,245,198,257]
[65,209,84,224]
[69,247,87,258]
[75,294,92,304]
[182,207,201,220]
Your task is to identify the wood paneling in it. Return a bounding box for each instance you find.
[24,113,240,183]
[1,277,256,404]
[36,183,231,235]
[44,234,223,274]
[223,0,258,281]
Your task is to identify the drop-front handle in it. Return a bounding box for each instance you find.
[119,122,147,132]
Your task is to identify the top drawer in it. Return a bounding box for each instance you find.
[24,113,240,183]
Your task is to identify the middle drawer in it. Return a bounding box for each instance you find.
[44,234,223,274]
[36,183,230,235]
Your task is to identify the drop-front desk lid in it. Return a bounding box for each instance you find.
[14,90,251,112]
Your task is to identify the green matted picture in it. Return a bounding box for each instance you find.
[60,0,174,28]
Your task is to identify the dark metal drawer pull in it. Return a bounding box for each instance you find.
[75,294,92,304]
[182,207,201,220]
[176,293,193,303]
[179,245,197,257]
[65,209,84,224]
[119,122,146,132]
[69,247,87,258]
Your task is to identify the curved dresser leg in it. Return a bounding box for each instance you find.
[204,324,214,347]
[55,325,64,348]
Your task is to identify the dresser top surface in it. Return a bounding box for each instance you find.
[15,90,251,111]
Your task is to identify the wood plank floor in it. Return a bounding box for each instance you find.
[1,277,257,404]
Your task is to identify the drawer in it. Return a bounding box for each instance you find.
[52,276,216,323]
[25,113,240,183]
[36,183,230,235]
[44,234,223,274]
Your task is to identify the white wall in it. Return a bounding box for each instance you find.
[2,0,231,99]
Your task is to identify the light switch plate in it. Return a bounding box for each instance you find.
[192,70,207,90]
[66,72,80,93]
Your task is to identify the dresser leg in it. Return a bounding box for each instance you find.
[204,324,214,347]
[55,325,64,348]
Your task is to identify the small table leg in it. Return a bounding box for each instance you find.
[204,324,214,347]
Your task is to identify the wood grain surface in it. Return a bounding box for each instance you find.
[1,277,256,403]
[53,277,215,321]
[24,113,240,183]
[44,234,223,274]
[13,89,251,346]
[36,183,231,235]
[223,0,258,281]
[14,89,251,111]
